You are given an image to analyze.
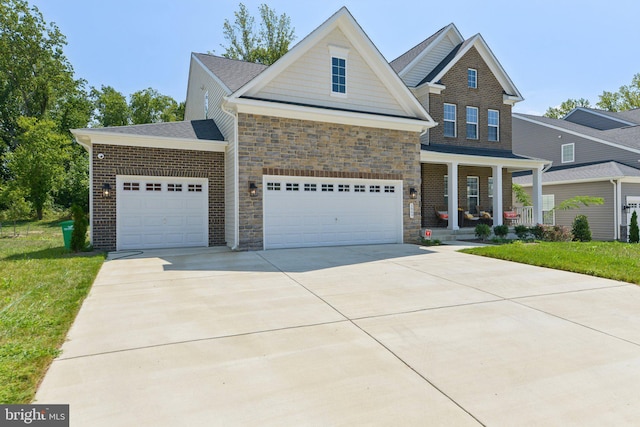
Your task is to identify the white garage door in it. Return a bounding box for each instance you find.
[627,196,640,241]
[116,176,208,250]
[263,175,403,249]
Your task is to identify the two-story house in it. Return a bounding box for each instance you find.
[513,108,640,241]
[72,8,547,251]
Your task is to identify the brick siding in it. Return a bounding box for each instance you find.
[91,144,224,250]
[237,114,422,250]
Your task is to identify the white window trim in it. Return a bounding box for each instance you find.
[468,68,477,88]
[329,45,349,98]
[443,103,457,138]
[561,143,575,163]
[466,106,478,140]
[488,109,499,142]
[542,194,555,225]
[467,176,479,211]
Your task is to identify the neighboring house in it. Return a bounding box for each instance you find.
[513,108,640,240]
[72,8,546,252]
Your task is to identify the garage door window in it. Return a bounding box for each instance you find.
[304,183,316,191]
[167,184,183,192]
[123,182,140,191]
[146,183,162,191]
[338,184,350,192]
[384,185,395,193]
[370,185,381,193]
[322,184,334,192]
[188,184,203,192]
[286,183,299,191]
[267,182,281,191]
[354,185,365,192]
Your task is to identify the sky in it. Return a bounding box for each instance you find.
[30,0,640,116]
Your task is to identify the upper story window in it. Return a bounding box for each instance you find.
[443,103,456,137]
[329,45,349,96]
[488,109,499,141]
[331,57,346,94]
[468,68,477,88]
[466,106,478,139]
[562,143,575,163]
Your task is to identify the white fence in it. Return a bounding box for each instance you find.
[514,206,534,226]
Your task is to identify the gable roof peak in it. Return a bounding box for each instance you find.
[390,23,463,74]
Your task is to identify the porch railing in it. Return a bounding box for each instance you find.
[514,206,534,226]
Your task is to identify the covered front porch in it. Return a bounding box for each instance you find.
[420,144,548,231]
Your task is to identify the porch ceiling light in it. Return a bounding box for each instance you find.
[409,187,417,199]
[249,182,258,197]
[102,183,112,198]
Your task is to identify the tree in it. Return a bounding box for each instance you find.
[70,204,87,251]
[630,211,639,243]
[0,0,77,149]
[130,88,181,124]
[5,117,70,219]
[90,85,129,127]
[512,183,532,206]
[221,3,295,65]
[544,98,591,119]
[555,195,604,211]
[596,73,640,112]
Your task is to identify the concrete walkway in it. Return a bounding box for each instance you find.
[35,244,640,426]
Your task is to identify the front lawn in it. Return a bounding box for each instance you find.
[461,241,640,285]
[0,220,104,403]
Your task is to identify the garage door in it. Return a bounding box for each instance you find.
[116,176,208,250]
[627,196,640,241]
[263,176,403,249]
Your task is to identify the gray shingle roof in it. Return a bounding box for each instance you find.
[193,53,267,92]
[568,107,640,125]
[421,143,540,160]
[390,25,449,73]
[514,113,640,151]
[416,39,471,86]
[86,119,224,141]
[513,161,640,185]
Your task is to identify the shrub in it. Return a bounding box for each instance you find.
[530,224,545,240]
[475,223,491,241]
[493,224,509,239]
[572,214,592,242]
[543,225,573,242]
[514,225,530,240]
[70,205,88,252]
[630,211,639,243]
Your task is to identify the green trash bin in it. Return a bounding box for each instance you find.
[60,220,74,249]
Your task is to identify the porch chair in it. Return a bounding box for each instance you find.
[503,209,519,226]
[434,206,448,226]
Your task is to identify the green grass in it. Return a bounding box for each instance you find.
[461,241,640,285]
[0,219,104,403]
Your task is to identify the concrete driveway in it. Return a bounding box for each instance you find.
[36,244,640,426]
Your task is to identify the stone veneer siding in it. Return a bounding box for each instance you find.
[91,144,225,250]
[427,46,513,151]
[237,113,422,250]
[421,163,512,227]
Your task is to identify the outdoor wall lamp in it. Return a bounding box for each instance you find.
[249,182,258,197]
[623,204,630,211]
[409,187,417,199]
[102,183,112,198]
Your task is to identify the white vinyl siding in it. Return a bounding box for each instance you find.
[401,37,457,87]
[562,143,575,163]
[443,103,456,137]
[184,56,233,139]
[488,109,499,141]
[466,106,478,139]
[252,28,406,117]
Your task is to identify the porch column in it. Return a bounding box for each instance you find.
[492,165,503,226]
[532,167,543,224]
[447,162,459,230]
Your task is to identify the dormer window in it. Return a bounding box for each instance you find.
[329,45,349,97]
[562,143,575,163]
[468,68,477,88]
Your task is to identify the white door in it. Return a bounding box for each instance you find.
[627,196,640,240]
[263,176,403,249]
[116,176,208,250]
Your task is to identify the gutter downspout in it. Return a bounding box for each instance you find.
[221,101,240,250]
[610,179,618,241]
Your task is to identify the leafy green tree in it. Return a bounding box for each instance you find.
[512,183,532,206]
[130,88,181,124]
[544,98,591,119]
[221,3,295,65]
[0,183,31,235]
[630,211,639,243]
[91,85,129,127]
[5,117,70,219]
[55,149,89,212]
[0,0,77,148]
[70,204,87,251]
[555,196,604,210]
[596,73,640,111]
